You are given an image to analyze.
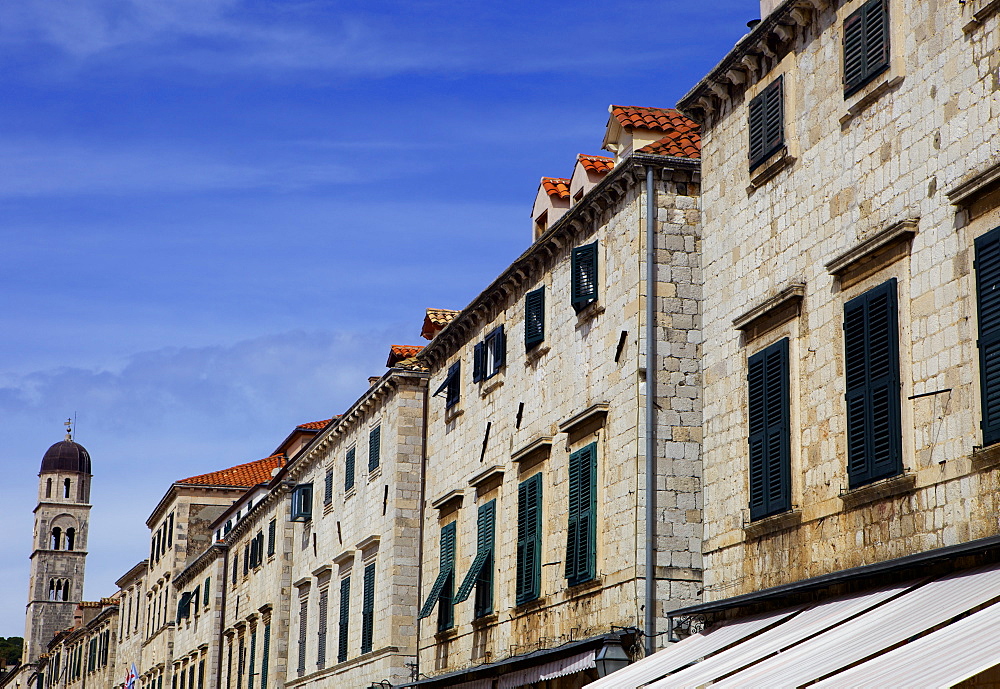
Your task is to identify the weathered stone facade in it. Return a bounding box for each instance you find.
[37,600,117,689]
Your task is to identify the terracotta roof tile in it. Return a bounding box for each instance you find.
[637,133,702,159]
[177,455,284,488]
[296,419,332,431]
[387,344,424,367]
[578,154,614,174]
[422,308,460,340]
[540,177,571,199]
[609,105,700,135]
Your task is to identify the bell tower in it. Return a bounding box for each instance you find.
[21,421,93,675]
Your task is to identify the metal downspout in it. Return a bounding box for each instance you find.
[644,164,658,656]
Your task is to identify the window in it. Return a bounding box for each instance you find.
[571,242,598,311]
[434,361,461,409]
[844,0,889,97]
[232,552,239,585]
[361,562,376,654]
[203,578,211,606]
[177,592,192,622]
[51,527,61,550]
[297,594,308,676]
[290,483,313,522]
[455,500,495,618]
[317,588,328,670]
[267,519,276,557]
[525,287,545,350]
[260,622,270,689]
[844,278,902,487]
[565,444,597,585]
[417,522,456,631]
[324,470,334,506]
[748,76,784,170]
[976,227,1000,446]
[337,577,350,663]
[66,528,75,551]
[473,326,506,382]
[516,474,542,605]
[748,338,791,520]
[368,426,381,472]
[345,448,356,492]
[248,627,257,689]
[64,478,71,499]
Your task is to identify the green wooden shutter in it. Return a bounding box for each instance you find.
[297,596,308,675]
[845,279,902,487]
[259,623,269,689]
[337,577,350,663]
[368,426,381,472]
[516,474,542,604]
[565,445,597,584]
[324,470,333,505]
[361,563,376,654]
[749,78,784,169]
[438,523,456,630]
[204,577,211,605]
[267,519,276,557]
[446,362,461,408]
[345,448,356,491]
[747,338,791,520]
[198,660,205,689]
[976,227,1000,446]
[571,243,598,310]
[418,522,457,620]
[525,287,545,349]
[316,588,328,669]
[248,627,257,689]
[473,342,485,382]
[455,500,495,605]
[844,0,889,96]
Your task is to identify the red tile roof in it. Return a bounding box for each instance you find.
[296,419,333,431]
[540,177,570,199]
[578,154,614,174]
[422,308,460,340]
[177,455,284,488]
[637,133,702,159]
[387,344,424,367]
[610,105,699,134]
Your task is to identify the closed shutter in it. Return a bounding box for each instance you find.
[316,588,328,669]
[493,325,506,372]
[516,474,542,605]
[337,577,350,663]
[259,622,269,689]
[844,279,902,487]
[267,518,276,557]
[473,342,485,382]
[571,243,598,310]
[844,0,890,96]
[369,426,381,472]
[248,627,257,689]
[198,660,205,689]
[749,77,784,169]
[345,448,356,491]
[525,287,545,349]
[324,470,333,505]
[243,544,250,575]
[565,444,597,584]
[297,596,308,675]
[748,338,791,520]
[361,563,376,654]
[976,227,1000,446]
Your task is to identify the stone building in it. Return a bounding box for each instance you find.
[590,0,1000,685]
[112,561,147,689]
[35,600,118,689]
[403,106,703,688]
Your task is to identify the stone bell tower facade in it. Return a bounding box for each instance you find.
[20,426,93,676]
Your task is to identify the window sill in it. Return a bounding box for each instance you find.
[840,75,904,127]
[747,148,794,192]
[445,406,465,423]
[471,613,498,628]
[524,344,550,365]
[840,472,916,510]
[972,443,1000,470]
[743,509,802,540]
[566,575,603,597]
[575,301,605,326]
[434,627,458,642]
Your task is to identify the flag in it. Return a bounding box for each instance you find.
[125,662,138,689]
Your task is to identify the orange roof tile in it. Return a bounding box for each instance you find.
[296,419,333,431]
[578,154,614,174]
[540,177,570,199]
[609,105,700,135]
[637,133,702,159]
[387,344,424,367]
[177,455,284,488]
[422,308,460,340]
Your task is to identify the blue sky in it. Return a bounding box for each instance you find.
[0,0,752,636]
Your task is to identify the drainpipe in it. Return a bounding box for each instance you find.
[644,164,658,656]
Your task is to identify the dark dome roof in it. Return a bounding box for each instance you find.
[40,440,92,474]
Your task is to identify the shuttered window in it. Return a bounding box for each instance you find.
[976,227,1000,446]
[516,474,543,605]
[844,0,890,97]
[248,627,257,689]
[844,278,902,488]
[316,587,328,669]
[368,426,381,472]
[565,444,597,585]
[433,361,462,408]
[345,448,356,492]
[525,287,545,349]
[198,659,205,689]
[297,596,308,676]
[748,338,792,521]
[337,577,350,663]
[361,562,376,654]
[571,243,598,310]
[290,483,313,522]
[267,519,276,557]
[177,592,192,621]
[749,76,784,170]
[455,500,495,618]
[474,326,506,381]
[323,470,333,506]
[260,622,270,689]
[417,522,456,630]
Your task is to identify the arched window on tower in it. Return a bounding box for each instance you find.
[64,478,71,499]
[49,579,57,600]
[62,579,70,601]
[66,528,76,551]
[51,527,62,550]
[46,478,52,498]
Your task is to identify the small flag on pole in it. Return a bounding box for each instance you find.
[125,662,138,689]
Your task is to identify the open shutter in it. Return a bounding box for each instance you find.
[418,523,456,619]
[845,279,901,487]
[494,325,506,371]
[368,426,381,472]
[525,287,545,349]
[976,228,1000,446]
[337,577,350,663]
[473,342,485,382]
[345,448,356,491]
[361,563,376,654]
[456,501,495,603]
[748,339,791,520]
[571,243,598,310]
[445,361,461,408]
[516,474,542,604]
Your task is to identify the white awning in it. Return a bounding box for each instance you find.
[584,605,802,689]
[496,649,596,689]
[811,598,1000,688]
[646,580,914,688]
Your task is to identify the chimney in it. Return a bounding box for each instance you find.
[760,0,782,19]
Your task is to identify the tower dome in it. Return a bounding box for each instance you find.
[40,440,92,474]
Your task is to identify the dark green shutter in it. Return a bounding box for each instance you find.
[259,623,269,689]
[516,474,542,605]
[345,448,356,491]
[248,626,257,689]
[844,279,902,487]
[338,577,350,663]
[473,342,485,382]
[417,523,456,620]
[204,577,211,605]
[297,597,308,675]
[976,227,1000,446]
[491,325,506,374]
[571,243,598,310]
[565,444,597,584]
[198,660,205,689]
[361,563,376,654]
[844,0,890,96]
[525,287,545,349]
[316,588,328,669]
[749,77,784,169]
[455,500,495,606]
[747,338,791,520]
[324,470,333,505]
[368,426,381,472]
[267,519,276,557]
[446,362,461,408]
